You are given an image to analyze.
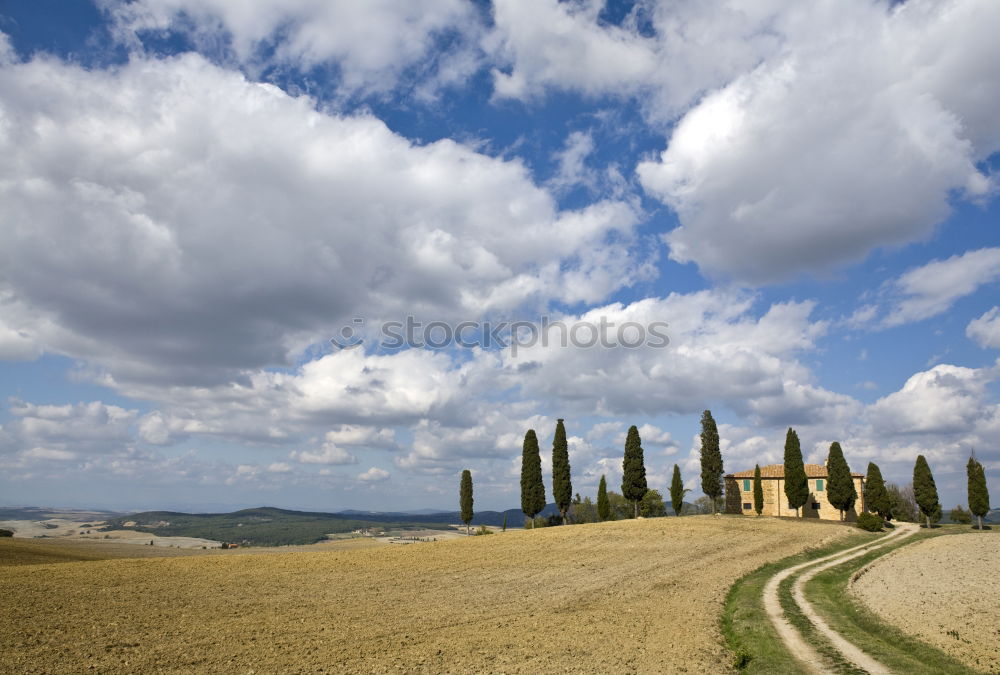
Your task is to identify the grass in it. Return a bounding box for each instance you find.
[723,522,993,674]
[720,529,876,673]
[802,526,986,674]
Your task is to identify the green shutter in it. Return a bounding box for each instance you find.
[743,479,751,491]
[816,479,824,492]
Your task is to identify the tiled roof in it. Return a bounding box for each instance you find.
[727,463,863,479]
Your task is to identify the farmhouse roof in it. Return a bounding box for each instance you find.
[727,463,863,479]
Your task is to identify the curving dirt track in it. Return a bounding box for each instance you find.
[762,523,916,674]
[1,516,853,674]
[851,532,1000,673]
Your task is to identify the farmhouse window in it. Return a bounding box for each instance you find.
[812,502,820,509]
[743,479,751,491]
[816,479,824,491]
[743,502,751,510]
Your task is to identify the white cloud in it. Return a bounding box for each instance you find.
[968,307,1000,349]
[867,363,993,435]
[489,2,1000,283]
[0,290,46,361]
[104,0,481,97]
[488,0,777,115]
[632,0,1000,282]
[5,400,137,448]
[358,466,390,482]
[20,447,77,462]
[0,31,12,65]
[489,0,656,101]
[267,462,291,473]
[548,130,597,193]
[290,437,358,466]
[881,248,1000,327]
[0,51,643,388]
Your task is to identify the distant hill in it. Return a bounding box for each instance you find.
[334,504,560,528]
[102,504,566,545]
[103,507,456,546]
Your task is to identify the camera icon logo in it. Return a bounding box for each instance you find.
[330,318,365,350]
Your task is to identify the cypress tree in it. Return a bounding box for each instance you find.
[520,429,545,528]
[669,464,687,517]
[864,462,892,520]
[968,453,990,531]
[699,410,723,514]
[913,454,939,529]
[621,425,648,518]
[552,419,572,525]
[597,475,610,521]
[753,464,764,516]
[783,428,808,517]
[826,442,857,521]
[459,469,474,536]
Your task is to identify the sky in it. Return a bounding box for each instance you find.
[0,0,998,514]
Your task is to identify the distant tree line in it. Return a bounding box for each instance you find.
[453,410,993,532]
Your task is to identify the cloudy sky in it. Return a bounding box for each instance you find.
[1,0,998,513]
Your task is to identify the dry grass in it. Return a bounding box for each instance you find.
[2,516,852,674]
[851,532,1000,673]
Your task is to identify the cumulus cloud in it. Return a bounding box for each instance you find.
[634,0,1000,282]
[967,307,1000,349]
[490,1,1000,283]
[880,249,1000,327]
[4,400,137,450]
[489,0,658,101]
[0,51,643,388]
[867,363,994,435]
[289,431,359,466]
[103,0,481,97]
[358,466,390,482]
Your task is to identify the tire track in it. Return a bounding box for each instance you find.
[763,522,918,674]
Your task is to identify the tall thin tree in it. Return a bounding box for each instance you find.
[621,425,648,518]
[699,410,724,514]
[520,429,545,528]
[783,428,808,517]
[864,462,892,521]
[826,442,857,521]
[968,452,990,531]
[913,454,939,529]
[753,464,764,516]
[669,464,687,517]
[459,469,474,535]
[597,475,610,521]
[552,418,572,525]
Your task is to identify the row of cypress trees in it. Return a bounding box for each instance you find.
[521,420,649,525]
[519,414,727,524]
[491,415,991,530]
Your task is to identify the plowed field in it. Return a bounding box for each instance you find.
[2,516,852,674]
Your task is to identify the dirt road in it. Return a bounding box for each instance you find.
[763,522,918,674]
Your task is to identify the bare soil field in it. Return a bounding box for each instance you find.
[851,532,1000,673]
[0,537,221,566]
[2,516,852,674]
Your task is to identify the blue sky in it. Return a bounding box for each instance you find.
[0,0,998,513]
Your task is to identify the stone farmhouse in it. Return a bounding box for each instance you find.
[724,463,865,521]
